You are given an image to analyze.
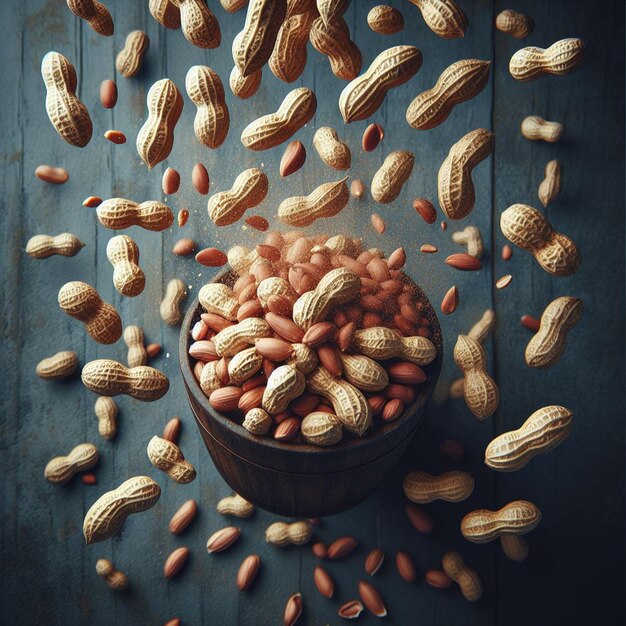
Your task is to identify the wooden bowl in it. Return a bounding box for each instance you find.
[179,270,443,518]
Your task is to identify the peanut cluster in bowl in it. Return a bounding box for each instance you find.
[187,231,438,446]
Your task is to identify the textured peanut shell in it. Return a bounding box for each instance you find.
[309,16,362,81]
[485,405,573,472]
[257,277,298,306]
[147,436,196,483]
[495,9,534,38]
[241,87,317,151]
[461,501,541,543]
[509,38,585,81]
[208,168,268,226]
[371,151,414,204]
[41,52,93,147]
[160,278,187,325]
[339,353,388,392]
[229,65,262,99]
[316,0,349,26]
[36,351,79,380]
[399,335,437,365]
[286,343,318,374]
[262,364,306,414]
[66,0,114,36]
[367,5,404,34]
[538,160,562,207]
[354,327,436,365]
[149,0,181,28]
[406,59,491,130]
[500,204,580,276]
[115,30,149,78]
[269,10,316,83]
[97,198,174,231]
[403,470,474,503]
[26,233,84,259]
[44,443,99,484]
[186,65,229,148]
[407,0,467,39]
[339,45,423,123]
[83,476,161,544]
[106,235,145,297]
[214,317,271,356]
[521,116,564,142]
[217,493,255,517]
[228,347,263,384]
[525,297,582,368]
[199,283,239,320]
[442,552,482,602]
[242,407,272,435]
[265,520,312,546]
[222,0,249,12]
[301,411,343,446]
[95,396,117,439]
[178,0,221,48]
[123,325,147,368]
[313,127,351,170]
[278,177,349,227]
[438,128,494,220]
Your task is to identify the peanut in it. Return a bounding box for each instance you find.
[500,204,580,276]
[354,327,436,366]
[461,501,542,543]
[309,16,362,81]
[307,366,372,436]
[36,351,78,380]
[241,87,317,151]
[149,0,181,28]
[521,115,564,142]
[228,347,263,384]
[44,443,99,484]
[406,59,490,130]
[442,552,482,602]
[147,435,196,483]
[313,127,351,170]
[222,0,248,12]
[510,38,585,81]
[58,282,122,344]
[229,65,262,99]
[200,361,222,395]
[233,0,288,77]
[367,5,404,34]
[278,177,349,227]
[468,309,496,344]
[301,411,343,446]
[317,0,348,26]
[217,493,255,518]
[287,343,319,374]
[265,520,312,547]
[160,278,187,325]
[214,317,271,356]
[371,151,414,204]
[257,277,298,307]
[407,0,467,39]
[338,353,388,392]
[208,168,268,226]
[452,226,483,258]
[185,65,229,149]
[438,128,494,220]
[199,283,239,320]
[495,9,534,38]
[106,235,145,297]
[96,198,174,231]
[500,534,529,562]
[525,297,582,368]
[485,405,573,472]
[83,476,161,544]
[123,325,148,368]
[115,30,149,78]
[35,164,69,184]
[95,396,117,439]
[66,0,114,36]
[243,407,272,434]
[262,364,306,414]
[403,470,474,503]
[26,233,84,259]
[538,160,562,207]
[95,559,128,591]
[292,267,361,330]
[41,52,92,147]
[453,334,499,419]
[136,79,183,169]
[339,45,423,123]
[269,10,316,83]
[82,359,170,401]
[177,0,221,48]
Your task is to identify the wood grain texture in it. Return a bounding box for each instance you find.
[0,1,623,625]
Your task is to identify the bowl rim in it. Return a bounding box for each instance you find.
[179,269,443,459]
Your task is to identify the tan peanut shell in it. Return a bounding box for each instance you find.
[468,309,495,343]
[461,501,542,543]
[149,0,181,28]
[403,470,474,503]
[521,116,564,142]
[265,520,312,546]
[136,79,183,169]
[313,127,351,170]
[371,151,414,204]
[452,226,483,258]
[229,65,262,99]
[500,204,580,276]
[309,16,362,81]
[207,168,268,226]
[44,443,99,483]
[269,10,316,83]
[26,233,84,259]
[160,278,187,325]
[243,407,272,434]
[217,493,255,517]
[495,9,534,38]
[233,0,288,77]
[106,235,145,297]
[307,366,372,436]
[354,327,436,366]
[438,128,494,220]
[214,317,271,356]
[257,277,298,307]
[83,476,161,544]
[278,177,349,227]
[442,552,482,602]
[58,281,122,344]
[407,0,467,39]
[339,45,423,123]
[66,0,114,36]
[525,297,582,368]
[367,5,404,34]
[147,435,196,483]
[338,353,388,392]
[82,359,170,401]
[115,30,149,78]
[406,59,491,130]
[178,0,221,48]
[301,411,343,446]
[96,198,174,231]
[36,351,79,380]
[317,0,349,26]
[262,364,306,414]
[185,65,229,149]
[95,396,117,439]
[241,87,317,151]
[96,559,128,591]
[222,0,248,12]
[454,335,499,419]
[287,343,319,374]
[500,534,529,562]
[228,347,263,384]
[509,38,585,81]
[538,160,562,207]
[41,52,92,147]
[199,283,239,320]
[287,0,315,17]
[485,405,573,472]
[200,361,221,395]
[123,325,147,368]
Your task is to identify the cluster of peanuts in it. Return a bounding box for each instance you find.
[188,231,437,445]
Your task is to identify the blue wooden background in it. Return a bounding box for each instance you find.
[1,1,624,624]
